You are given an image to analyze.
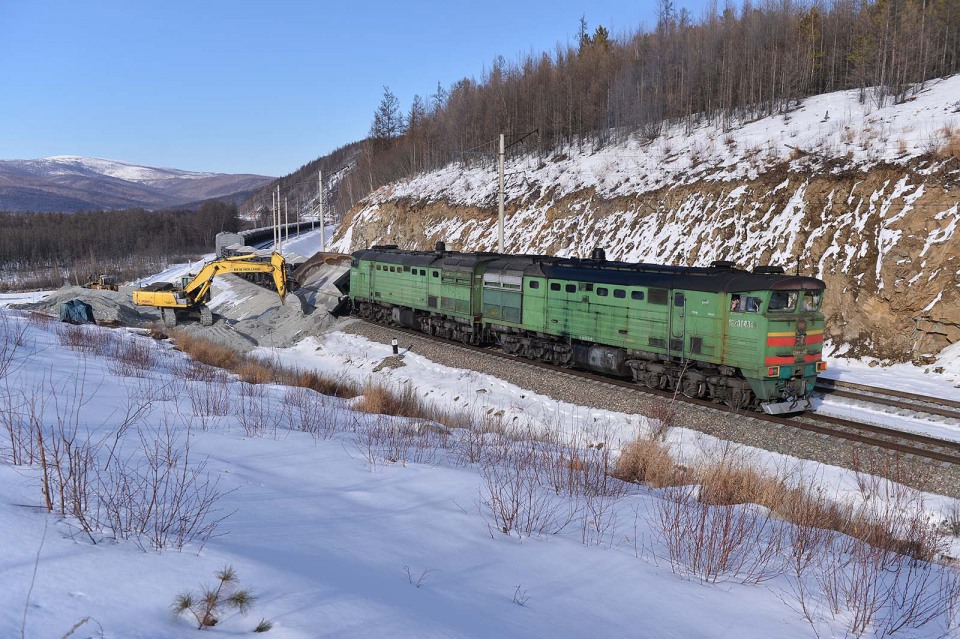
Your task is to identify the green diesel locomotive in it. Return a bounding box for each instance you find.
[350,243,827,414]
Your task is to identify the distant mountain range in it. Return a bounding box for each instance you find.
[0,156,274,212]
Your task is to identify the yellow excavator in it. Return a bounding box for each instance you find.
[133,252,287,327]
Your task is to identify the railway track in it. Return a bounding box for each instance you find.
[815,378,960,422]
[370,320,960,468]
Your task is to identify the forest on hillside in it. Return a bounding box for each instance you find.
[324,0,960,216]
[0,202,242,290]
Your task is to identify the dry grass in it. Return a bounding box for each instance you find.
[166,330,360,399]
[354,380,471,429]
[938,125,960,159]
[617,430,949,567]
[697,457,782,506]
[169,331,243,370]
[614,435,684,488]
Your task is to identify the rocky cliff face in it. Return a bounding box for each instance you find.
[330,80,960,362]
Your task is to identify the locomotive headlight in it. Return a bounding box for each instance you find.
[815,361,828,373]
[766,366,781,377]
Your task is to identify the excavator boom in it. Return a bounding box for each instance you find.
[133,252,287,326]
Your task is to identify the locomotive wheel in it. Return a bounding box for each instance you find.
[680,378,705,399]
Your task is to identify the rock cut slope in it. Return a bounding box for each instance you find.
[330,77,960,362]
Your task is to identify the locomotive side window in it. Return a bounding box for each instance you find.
[432,271,439,278]
[529,280,540,289]
[649,288,668,305]
[673,292,684,307]
[596,287,608,297]
[730,294,762,313]
[565,284,576,293]
[550,283,561,291]
[768,291,798,312]
[631,291,645,301]
[580,282,593,292]
[614,289,626,299]
[802,291,822,311]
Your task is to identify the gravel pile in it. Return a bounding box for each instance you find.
[344,320,960,499]
[14,286,159,325]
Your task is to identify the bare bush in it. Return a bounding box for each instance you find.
[652,486,786,584]
[107,337,157,378]
[644,398,676,441]
[55,323,116,356]
[169,356,221,383]
[186,376,231,429]
[94,419,230,551]
[942,502,960,538]
[479,446,570,538]
[355,415,447,469]
[236,383,282,438]
[283,386,337,440]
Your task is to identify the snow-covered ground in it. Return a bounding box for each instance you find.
[2,310,958,638]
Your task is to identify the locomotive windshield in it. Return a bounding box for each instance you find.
[768,291,798,312]
[801,291,822,311]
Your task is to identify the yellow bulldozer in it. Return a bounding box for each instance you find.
[133,252,287,327]
[82,274,118,291]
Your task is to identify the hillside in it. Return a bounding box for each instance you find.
[0,156,273,212]
[330,76,960,362]
[239,142,362,225]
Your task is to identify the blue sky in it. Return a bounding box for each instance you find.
[0,0,711,176]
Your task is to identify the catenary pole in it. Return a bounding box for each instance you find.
[498,133,505,253]
[319,170,325,254]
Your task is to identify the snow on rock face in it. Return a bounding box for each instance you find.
[332,77,960,362]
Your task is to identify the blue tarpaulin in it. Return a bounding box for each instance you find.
[59,300,95,324]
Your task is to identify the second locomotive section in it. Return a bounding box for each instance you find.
[350,244,826,414]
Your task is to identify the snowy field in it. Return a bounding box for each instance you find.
[2,309,958,638]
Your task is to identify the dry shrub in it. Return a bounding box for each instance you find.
[25,311,54,327]
[166,331,360,399]
[235,359,276,385]
[615,435,683,488]
[288,369,359,399]
[645,398,676,440]
[107,338,157,378]
[147,323,169,340]
[653,486,785,584]
[56,323,116,356]
[697,456,783,506]
[355,381,419,416]
[938,125,960,159]
[354,380,469,429]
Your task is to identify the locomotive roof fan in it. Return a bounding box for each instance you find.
[435,241,447,254]
[591,247,607,262]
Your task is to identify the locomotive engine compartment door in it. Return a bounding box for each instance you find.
[669,291,686,360]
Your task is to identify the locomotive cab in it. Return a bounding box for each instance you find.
[727,285,826,414]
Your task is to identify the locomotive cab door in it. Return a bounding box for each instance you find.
[669,291,686,360]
